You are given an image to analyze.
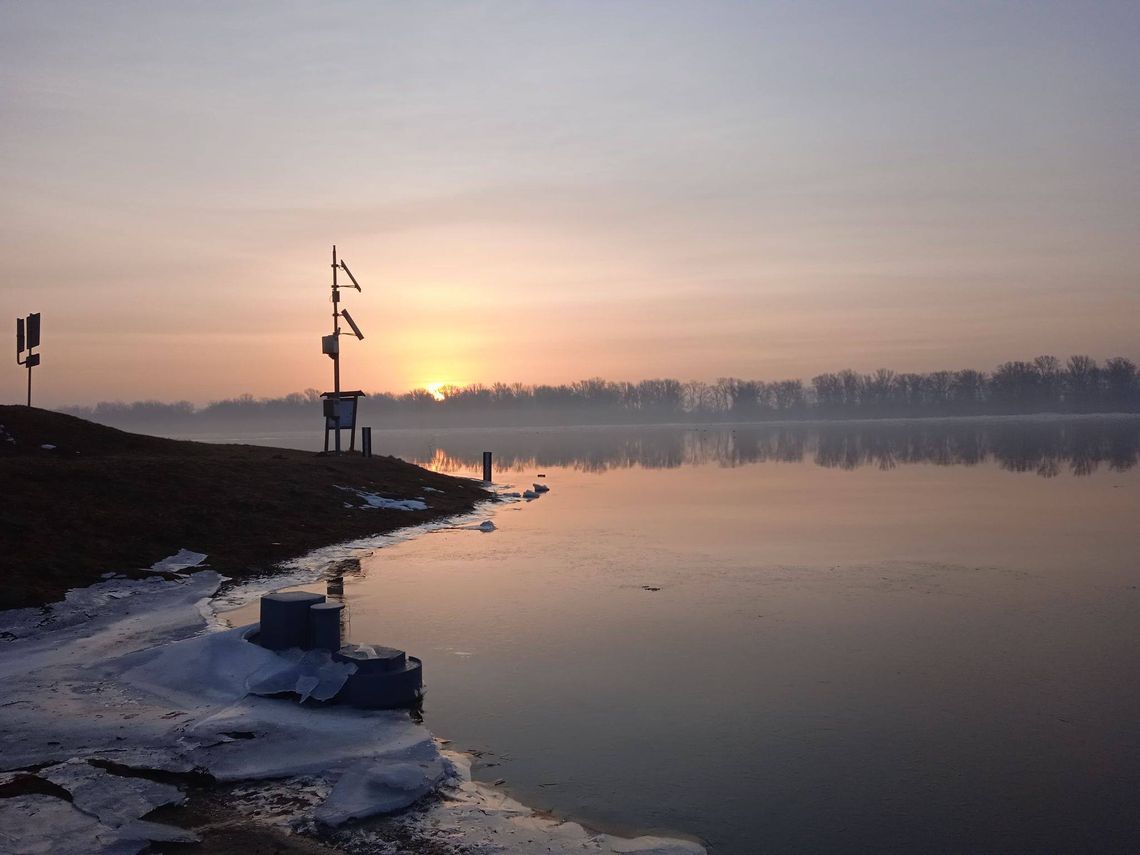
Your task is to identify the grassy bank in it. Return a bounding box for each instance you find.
[0,406,489,610]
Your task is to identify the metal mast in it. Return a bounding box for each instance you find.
[331,245,341,453]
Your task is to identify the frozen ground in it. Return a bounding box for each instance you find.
[0,542,705,855]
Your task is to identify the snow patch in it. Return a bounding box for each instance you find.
[452,519,497,533]
[337,486,428,511]
[149,549,207,574]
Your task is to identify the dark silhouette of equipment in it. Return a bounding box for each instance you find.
[321,389,366,453]
[15,312,41,407]
[323,246,368,454]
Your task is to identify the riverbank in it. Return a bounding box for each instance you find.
[0,406,489,609]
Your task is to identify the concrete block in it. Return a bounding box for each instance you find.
[309,601,345,651]
[259,591,326,650]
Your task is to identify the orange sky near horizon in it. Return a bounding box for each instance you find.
[3,3,1138,407]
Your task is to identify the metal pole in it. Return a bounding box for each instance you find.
[332,245,342,454]
[27,363,32,407]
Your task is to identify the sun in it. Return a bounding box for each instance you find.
[425,382,447,402]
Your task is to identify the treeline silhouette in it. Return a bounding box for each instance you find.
[61,354,1139,431]
[382,419,1140,479]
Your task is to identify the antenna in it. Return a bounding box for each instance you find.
[340,308,365,340]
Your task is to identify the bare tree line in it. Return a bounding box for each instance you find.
[61,354,1139,431]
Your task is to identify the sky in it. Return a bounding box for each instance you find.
[2,1,1138,406]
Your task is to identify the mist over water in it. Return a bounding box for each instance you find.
[171,416,1140,479]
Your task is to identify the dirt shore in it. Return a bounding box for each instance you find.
[0,406,490,610]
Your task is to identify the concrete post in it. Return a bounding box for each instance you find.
[309,601,345,651]
[259,591,326,650]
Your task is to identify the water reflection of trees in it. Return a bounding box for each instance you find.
[396,419,1140,478]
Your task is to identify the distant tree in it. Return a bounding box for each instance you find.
[951,369,986,411]
[838,369,863,411]
[991,361,1041,413]
[811,373,841,414]
[1033,356,1063,410]
[1101,357,1138,411]
[861,369,894,414]
[61,354,1140,430]
[771,379,805,414]
[926,371,953,411]
[1065,355,1100,412]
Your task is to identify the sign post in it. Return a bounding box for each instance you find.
[15,312,41,407]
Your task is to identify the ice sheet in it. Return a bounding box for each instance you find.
[39,759,185,826]
[338,486,429,511]
[0,795,143,855]
[315,757,448,825]
[246,647,358,702]
[185,697,435,782]
[0,793,198,855]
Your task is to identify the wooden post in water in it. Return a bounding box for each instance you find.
[482,451,493,483]
[361,427,372,458]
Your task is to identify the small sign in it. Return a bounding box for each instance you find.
[323,397,356,428]
[26,313,41,349]
[320,390,366,452]
[15,311,42,407]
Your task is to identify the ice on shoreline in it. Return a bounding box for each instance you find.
[385,751,707,855]
[0,537,706,854]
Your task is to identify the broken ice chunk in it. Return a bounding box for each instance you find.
[39,759,185,827]
[315,757,448,826]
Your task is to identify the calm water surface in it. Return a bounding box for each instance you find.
[223,420,1140,854]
